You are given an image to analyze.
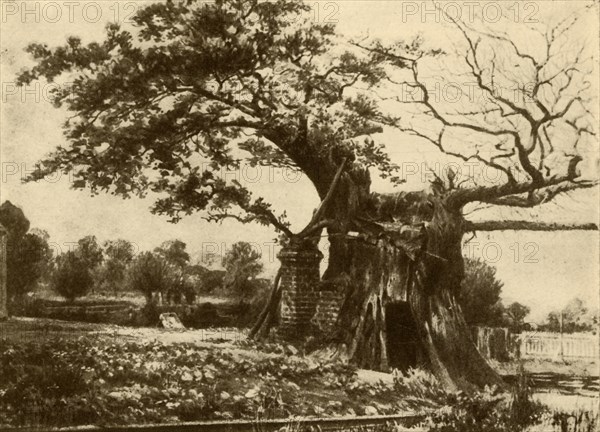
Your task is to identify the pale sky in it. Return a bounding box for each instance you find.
[1,1,598,322]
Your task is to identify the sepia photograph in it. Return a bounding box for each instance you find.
[0,1,598,430]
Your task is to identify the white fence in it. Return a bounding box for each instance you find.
[518,331,598,359]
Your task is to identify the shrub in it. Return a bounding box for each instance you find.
[182,303,220,328]
[0,341,102,427]
[140,302,160,326]
[392,368,448,403]
[550,408,598,432]
[424,368,545,432]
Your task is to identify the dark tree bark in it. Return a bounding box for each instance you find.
[323,188,504,391]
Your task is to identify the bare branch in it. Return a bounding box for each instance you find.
[467,220,598,231]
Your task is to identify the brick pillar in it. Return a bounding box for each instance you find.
[0,223,7,320]
[278,246,323,339]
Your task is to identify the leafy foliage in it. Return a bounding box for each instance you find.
[422,367,545,432]
[76,235,103,269]
[154,239,190,269]
[458,258,505,327]
[392,368,448,403]
[222,242,264,299]
[0,337,405,428]
[541,298,598,333]
[17,0,416,228]
[127,251,177,303]
[0,201,52,302]
[52,251,94,302]
[100,239,136,294]
[502,302,531,333]
[459,259,531,331]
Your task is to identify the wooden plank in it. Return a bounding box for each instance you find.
[3,413,426,432]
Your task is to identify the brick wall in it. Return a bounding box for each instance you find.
[311,290,344,333]
[277,246,343,339]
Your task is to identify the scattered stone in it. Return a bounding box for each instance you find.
[159,313,185,329]
[364,406,378,415]
[220,391,231,400]
[181,372,193,382]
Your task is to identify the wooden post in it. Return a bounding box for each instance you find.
[559,311,564,360]
[0,223,7,320]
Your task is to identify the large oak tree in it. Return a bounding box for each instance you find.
[19,0,598,390]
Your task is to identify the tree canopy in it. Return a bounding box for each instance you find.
[458,258,504,327]
[0,201,52,302]
[18,0,597,236]
[155,239,190,268]
[53,251,94,302]
[222,241,264,298]
[19,0,408,233]
[101,239,136,293]
[127,251,177,303]
[77,235,104,269]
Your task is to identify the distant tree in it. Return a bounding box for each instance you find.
[30,228,50,242]
[222,242,264,300]
[155,239,190,269]
[127,251,175,304]
[52,251,94,302]
[0,201,53,306]
[502,302,531,333]
[543,298,597,333]
[28,228,54,284]
[187,264,226,295]
[154,240,193,304]
[458,258,504,327]
[77,235,103,269]
[102,239,136,295]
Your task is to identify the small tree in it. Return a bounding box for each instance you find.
[52,251,94,302]
[222,242,264,300]
[101,239,135,295]
[503,302,531,333]
[127,252,175,304]
[155,240,190,269]
[155,240,192,304]
[76,235,104,293]
[77,236,103,269]
[458,258,505,327]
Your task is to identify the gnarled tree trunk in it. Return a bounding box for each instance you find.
[328,195,503,391]
[253,159,503,391]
